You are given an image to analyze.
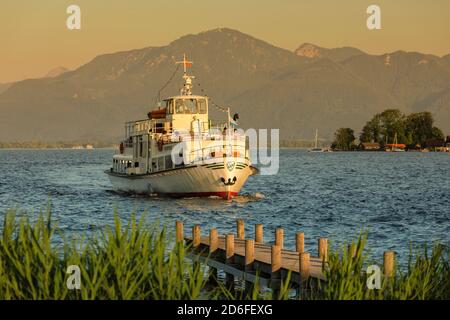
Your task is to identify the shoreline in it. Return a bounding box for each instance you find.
[0,147,116,150]
[1,147,448,153]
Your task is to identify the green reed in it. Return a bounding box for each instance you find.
[317,233,449,300]
[0,208,208,300]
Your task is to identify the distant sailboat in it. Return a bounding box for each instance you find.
[385,132,405,152]
[308,129,329,152]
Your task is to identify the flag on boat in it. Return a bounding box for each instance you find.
[229,116,238,127]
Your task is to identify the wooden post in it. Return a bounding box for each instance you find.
[209,228,218,253]
[296,232,304,253]
[192,225,201,248]
[226,234,235,262]
[225,234,235,292]
[237,219,245,240]
[299,252,310,281]
[175,221,183,244]
[208,228,218,282]
[191,225,201,274]
[255,224,263,243]
[383,251,395,277]
[297,252,311,299]
[270,245,282,299]
[271,245,282,273]
[275,228,284,249]
[245,239,255,270]
[318,237,328,261]
[244,239,255,296]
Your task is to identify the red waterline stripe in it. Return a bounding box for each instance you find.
[164,191,238,200]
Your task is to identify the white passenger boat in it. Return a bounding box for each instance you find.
[105,55,258,200]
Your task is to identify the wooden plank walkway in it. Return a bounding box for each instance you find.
[176,219,396,297]
[185,235,325,280]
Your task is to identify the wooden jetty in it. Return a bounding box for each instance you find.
[175,220,396,297]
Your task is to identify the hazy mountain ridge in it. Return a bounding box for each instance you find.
[44,66,70,78]
[295,43,366,62]
[0,28,449,141]
[0,83,12,95]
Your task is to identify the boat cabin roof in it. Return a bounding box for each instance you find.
[163,95,208,101]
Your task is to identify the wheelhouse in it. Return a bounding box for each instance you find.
[166,96,208,115]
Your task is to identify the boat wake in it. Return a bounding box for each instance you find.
[105,189,159,198]
[232,192,265,203]
[106,189,265,202]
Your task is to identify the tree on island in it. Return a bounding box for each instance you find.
[360,109,444,148]
[405,112,444,147]
[431,127,445,140]
[359,113,382,144]
[360,109,407,146]
[331,128,356,150]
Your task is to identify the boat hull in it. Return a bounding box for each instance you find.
[105,161,254,200]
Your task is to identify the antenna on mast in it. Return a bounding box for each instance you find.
[176,53,193,74]
[176,54,195,96]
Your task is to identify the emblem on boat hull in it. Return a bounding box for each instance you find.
[226,161,235,172]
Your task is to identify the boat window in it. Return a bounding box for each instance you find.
[174,98,199,114]
[175,99,184,114]
[166,100,174,114]
[198,98,207,114]
[184,99,198,114]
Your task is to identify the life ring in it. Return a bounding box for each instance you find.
[119,142,124,154]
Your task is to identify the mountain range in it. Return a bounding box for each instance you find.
[0,28,449,142]
[44,66,70,79]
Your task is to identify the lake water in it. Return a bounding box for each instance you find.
[0,149,448,265]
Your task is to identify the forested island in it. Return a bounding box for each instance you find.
[331,110,449,151]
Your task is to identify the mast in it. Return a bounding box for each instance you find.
[393,132,397,151]
[315,129,318,149]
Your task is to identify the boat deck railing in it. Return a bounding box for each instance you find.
[125,118,239,139]
[126,119,168,137]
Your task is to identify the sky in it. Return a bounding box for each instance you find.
[1,0,449,83]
